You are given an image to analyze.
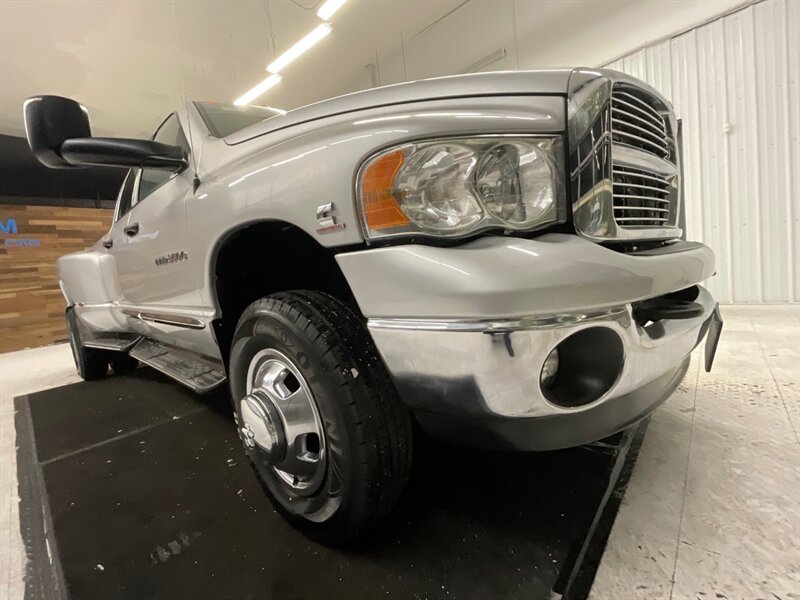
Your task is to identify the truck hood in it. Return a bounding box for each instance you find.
[224,68,578,146]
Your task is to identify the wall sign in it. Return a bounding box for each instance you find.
[0,203,114,353]
[0,217,41,247]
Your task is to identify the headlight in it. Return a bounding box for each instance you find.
[356,136,564,241]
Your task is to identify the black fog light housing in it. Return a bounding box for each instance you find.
[540,327,624,408]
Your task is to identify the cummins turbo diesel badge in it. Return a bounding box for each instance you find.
[155,251,188,266]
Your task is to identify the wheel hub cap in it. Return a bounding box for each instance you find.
[240,390,284,459]
[241,349,326,495]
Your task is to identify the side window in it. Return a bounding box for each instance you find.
[135,114,189,204]
[115,169,136,221]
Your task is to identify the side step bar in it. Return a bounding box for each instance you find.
[129,338,226,394]
[84,335,142,352]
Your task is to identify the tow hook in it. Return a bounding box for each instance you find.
[633,286,704,323]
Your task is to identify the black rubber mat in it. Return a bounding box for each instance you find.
[16,368,643,600]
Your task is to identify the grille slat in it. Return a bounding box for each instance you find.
[613,206,669,213]
[613,168,671,186]
[612,162,674,228]
[611,99,667,133]
[611,86,671,160]
[614,91,664,122]
[614,194,670,204]
[613,182,670,194]
[611,118,668,146]
[611,129,669,156]
[615,216,669,223]
[611,105,667,135]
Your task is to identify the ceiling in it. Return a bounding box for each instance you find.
[0,0,461,138]
[0,0,746,140]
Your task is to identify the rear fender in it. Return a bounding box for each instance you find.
[57,247,121,306]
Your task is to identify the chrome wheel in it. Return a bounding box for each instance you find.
[240,348,326,495]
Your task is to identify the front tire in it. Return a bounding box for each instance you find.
[65,308,108,381]
[110,354,139,376]
[229,291,412,544]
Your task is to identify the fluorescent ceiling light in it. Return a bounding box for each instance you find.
[267,23,331,74]
[317,0,346,21]
[234,74,283,106]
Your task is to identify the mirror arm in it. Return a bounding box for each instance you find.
[141,152,188,170]
[59,138,187,171]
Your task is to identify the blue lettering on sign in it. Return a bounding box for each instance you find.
[0,218,18,234]
[5,239,41,247]
[1,217,41,246]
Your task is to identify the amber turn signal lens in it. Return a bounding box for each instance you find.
[360,150,410,230]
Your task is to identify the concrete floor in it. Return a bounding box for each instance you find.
[592,304,800,599]
[0,343,81,600]
[0,305,798,600]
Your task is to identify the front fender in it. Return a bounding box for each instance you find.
[189,94,565,308]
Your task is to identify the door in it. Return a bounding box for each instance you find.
[88,168,146,334]
[112,113,199,315]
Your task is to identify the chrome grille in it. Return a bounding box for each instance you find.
[611,85,671,160]
[568,72,682,241]
[613,166,672,227]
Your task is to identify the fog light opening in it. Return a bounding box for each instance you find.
[540,327,624,408]
[540,348,559,390]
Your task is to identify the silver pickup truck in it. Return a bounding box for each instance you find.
[24,68,722,542]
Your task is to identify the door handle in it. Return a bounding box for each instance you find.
[124,223,140,237]
[102,238,113,249]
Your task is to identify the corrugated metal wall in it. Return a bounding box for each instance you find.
[606,0,799,303]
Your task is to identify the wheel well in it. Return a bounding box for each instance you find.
[212,221,359,366]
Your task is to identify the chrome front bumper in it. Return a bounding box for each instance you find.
[367,287,715,450]
[337,235,718,450]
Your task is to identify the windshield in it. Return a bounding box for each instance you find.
[194,101,285,138]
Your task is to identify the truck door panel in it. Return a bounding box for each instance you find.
[112,114,199,308]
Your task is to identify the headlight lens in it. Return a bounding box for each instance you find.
[357,136,563,240]
[475,142,557,225]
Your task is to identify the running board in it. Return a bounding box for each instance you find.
[84,335,142,352]
[129,338,226,394]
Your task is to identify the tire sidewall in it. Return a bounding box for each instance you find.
[229,305,355,525]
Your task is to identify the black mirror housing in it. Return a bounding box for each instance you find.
[23,95,91,168]
[23,94,188,172]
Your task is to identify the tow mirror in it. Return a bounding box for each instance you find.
[23,95,187,172]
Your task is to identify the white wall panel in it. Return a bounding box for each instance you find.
[512,0,745,71]
[400,1,517,80]
[606,0,799,302]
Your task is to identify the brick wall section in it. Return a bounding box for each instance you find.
[0,204,113,352]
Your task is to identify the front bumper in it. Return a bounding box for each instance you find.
[413,356,692,451]
[337,235,718,450]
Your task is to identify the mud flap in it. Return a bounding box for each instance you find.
[704,303,723,372]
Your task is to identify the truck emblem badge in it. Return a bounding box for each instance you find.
[316,202,346,234]
[155,251,188,266]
